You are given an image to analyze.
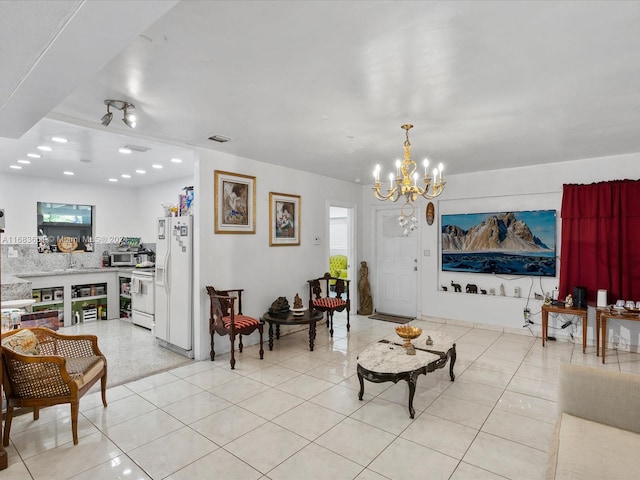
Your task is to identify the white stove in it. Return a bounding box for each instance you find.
[131,269,155,329]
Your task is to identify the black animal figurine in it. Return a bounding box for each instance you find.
[480,289,487,295]
[451,281,462,293]
[466,284,478,294]
[441,285,448,291]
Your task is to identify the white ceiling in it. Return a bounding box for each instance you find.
[2,0,640,187]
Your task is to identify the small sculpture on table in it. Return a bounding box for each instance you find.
[565,294,573,308]
[291,293,306,316]
[268,297,290,316]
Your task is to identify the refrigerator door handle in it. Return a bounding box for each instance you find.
[165,252,171,293]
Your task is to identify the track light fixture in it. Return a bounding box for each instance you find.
[102,99,136,128]
[100,105,113,126]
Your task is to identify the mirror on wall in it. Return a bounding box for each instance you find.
[37,202,94,253]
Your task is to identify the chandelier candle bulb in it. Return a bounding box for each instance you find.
[396,159,401,177]
[389,172,394,189]
[423,159,428,175]
[439,163,444,182]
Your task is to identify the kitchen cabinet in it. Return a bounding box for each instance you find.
[71,282,108,323]
[32,286,64,327]
[119,273,132,319]
[24,271,120,326]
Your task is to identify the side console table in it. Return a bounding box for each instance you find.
[541,304,589,353]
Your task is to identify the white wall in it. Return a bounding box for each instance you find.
[137,175,194,242]
[0,173,140,241]
[194,148,362,360]
[362,152,640,347]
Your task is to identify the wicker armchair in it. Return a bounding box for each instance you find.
[1,327,107,446]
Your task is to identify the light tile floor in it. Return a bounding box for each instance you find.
[4,314,640,479]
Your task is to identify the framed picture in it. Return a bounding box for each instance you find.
[441,209,557,276]
[214,170,256,234]
[269,192,300,246]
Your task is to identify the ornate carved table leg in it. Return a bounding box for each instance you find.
[449,343,457,381]
[268,322,274,351]
[309,319,316,351]
[357,371,365,401]
[407,372,419,418]
[276,323,281,339]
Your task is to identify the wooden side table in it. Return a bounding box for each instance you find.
[260,309,324,351]
[541,304,588,353]
[597,308,640,363]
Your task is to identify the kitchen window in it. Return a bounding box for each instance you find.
[37,202,94,253]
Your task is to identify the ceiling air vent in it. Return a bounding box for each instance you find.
[121,144,150,153]
[208,134,232,143]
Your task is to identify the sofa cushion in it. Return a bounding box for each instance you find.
[2,329,40,355]
[548,412,640,479]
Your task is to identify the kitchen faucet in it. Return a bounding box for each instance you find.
[68,251,76,269]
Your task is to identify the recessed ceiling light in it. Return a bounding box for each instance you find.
[171,158,182,163]
[118,147,132,154]
[37,145,53,152]
[27,153,41,158]
[63,171,74,176]
[108,178,118,182]
[80,158,92,163]
[10,165,22,170]
[51,137,68,143]
[121,174,131,179]
[135,169,146,174]
[152,164,163,169]
[17,160,31,164]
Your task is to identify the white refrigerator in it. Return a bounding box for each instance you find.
[155,216,193,357]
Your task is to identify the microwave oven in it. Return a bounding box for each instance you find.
[110,251,137,266]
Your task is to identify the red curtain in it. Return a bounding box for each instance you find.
[559,179,640,303]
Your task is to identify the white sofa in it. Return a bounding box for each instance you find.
[546,364,640,479]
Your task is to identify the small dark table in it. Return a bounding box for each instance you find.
[261,309,324,351]
[357,333,456,418]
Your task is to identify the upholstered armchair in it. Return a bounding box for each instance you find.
[1,327,107,446]
[329,255,348,286]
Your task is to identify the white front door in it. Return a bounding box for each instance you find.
[375,209,418,317]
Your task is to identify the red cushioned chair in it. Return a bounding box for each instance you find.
[206,286,264,369]
[308,273,351,336]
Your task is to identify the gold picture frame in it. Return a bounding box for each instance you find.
[269,192,301,246]
[214,170,256,234]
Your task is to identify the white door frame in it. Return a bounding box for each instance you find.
[327,200,357,307]
[371,203,422,318]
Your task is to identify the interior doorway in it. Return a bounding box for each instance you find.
[329,204,355,302]
[374,208,418,317]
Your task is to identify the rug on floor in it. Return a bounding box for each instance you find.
[369,312,414,324]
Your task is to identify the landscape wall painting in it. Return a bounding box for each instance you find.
[441,209,557,277]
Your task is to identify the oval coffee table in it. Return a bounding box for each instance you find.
[357,332,456,418]
[261,309,324,351]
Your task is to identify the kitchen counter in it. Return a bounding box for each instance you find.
[1,273,32,301]
[15,267,135,278]
[2,267,135,301]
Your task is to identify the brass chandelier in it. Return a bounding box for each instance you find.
[372,124,446,234]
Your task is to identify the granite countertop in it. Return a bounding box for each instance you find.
[3,267,135,281]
